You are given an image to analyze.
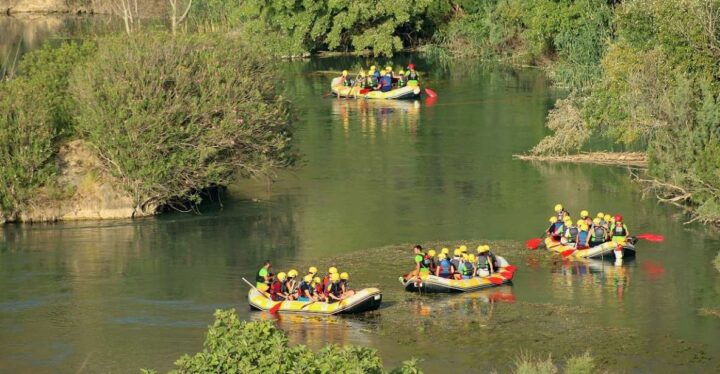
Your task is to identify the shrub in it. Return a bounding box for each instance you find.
[142,309,421,373]
[0,78,57,216]
[71,32,294,212]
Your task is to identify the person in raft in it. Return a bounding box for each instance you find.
[326,273,345,302]
[405,63,419,82]
[339,272,356,298]
[401,245,429,281]
[269,272,289,301]
[338,70,351,87]
[435,250,455,278]
[256,260,272,291]
[611,215,629,243]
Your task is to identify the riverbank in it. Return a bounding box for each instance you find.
[0,0,166,15]
[513,152,647,168]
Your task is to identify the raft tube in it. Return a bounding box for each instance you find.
[544,237,636,260]
[402,257,515,293]
[331,78,421,100]
[248,288,382,315]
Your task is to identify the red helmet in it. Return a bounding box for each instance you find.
[407,63,415,70]
[614,214,622,222]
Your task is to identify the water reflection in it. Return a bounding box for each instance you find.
[250,312,374,348]
[331,99,422,137]
[409,286,515,322]
[550,258,633,302]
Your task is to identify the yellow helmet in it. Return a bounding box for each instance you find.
[330,273,340,282]
[453,248,462,256]
[328,267,338,274]
[399,70,405,75]
[597,212,604,219]
[437,253,446,260]
[593,218,601,225]
[342,70,348,76]
[370,65,376,70]
[579,223,589,231]
[367,70,373,76]
[313,276,321,284]
[359,70,366,77]
[554,204,563,212]
[468,254,476,262]
[563,217,572,224]
[478,245,490,254]
[441,248,449,254]
[308,266,318,274]
[304,274,312,283]
[340,272,349,280]
[385,66,392,71]
[604,214,612,222]
[576,219,584,226]
[580,210,589,218]
[277,272,287,281]
[460,245,468,252]
[288,269,298,278]
[549,216,558,223]
[428,249,437,257]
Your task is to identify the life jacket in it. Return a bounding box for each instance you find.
[255,267,267,284]
[477,254,489,270]
[612,224,627,236]
[577,230,589,245]
[269,281,283,300]
[451,258,460,271]
[552,222,565,236]
[422,254,432,268]
[566,226,579,243]
[381,75,392,88]
[397,76,407,87]
[315,282,325,296]
[439,259,452,274]
[591,226,606,241]
[328,282,342,298]
[459,261,474,276]
[373,71,381,80]
[415,252,428,268]
[408,70,419,80]
[342,77,351,86]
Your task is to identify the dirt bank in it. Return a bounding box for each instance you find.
[2,140,156,224]
[0,0,166,15]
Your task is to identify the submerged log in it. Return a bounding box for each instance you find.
[513,152,647,167]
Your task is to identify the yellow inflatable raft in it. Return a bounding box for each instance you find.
[248,288,382,315]
[402,258,516,293]
[543,237,636,260]
[331,78,421,100]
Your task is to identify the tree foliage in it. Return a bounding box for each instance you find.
[71,32,294,211]
[142,309,421,374]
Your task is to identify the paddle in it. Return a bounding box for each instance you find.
[525,238,543,250]
[636,233,665,242]
[269,300,283,314]
[424,88,437,98]
[241,277,272,298]
[500,271,513,280]
[561,249,576,258]
[300,300,318,310]
[505,265,518,273]
[488,276,504,285]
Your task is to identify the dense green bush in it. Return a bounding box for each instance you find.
[0,41,94,217]
[142,309,421,373]
[71,32,294,211]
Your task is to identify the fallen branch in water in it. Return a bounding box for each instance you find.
[513,152,647,167]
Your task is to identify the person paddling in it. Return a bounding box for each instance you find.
[611,214,629,243]
[256,260,272,291]
[327,273,344,303]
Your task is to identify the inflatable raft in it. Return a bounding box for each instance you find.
[544,237,636,260]
[402,257,516,293]
[331,78,421,100]
[248,288,382,315]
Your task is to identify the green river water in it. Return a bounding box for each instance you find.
[1,16,720,373]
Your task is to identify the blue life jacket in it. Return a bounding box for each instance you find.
[578,231,589,245]
[380,75,392,90]
[439,259,452,274]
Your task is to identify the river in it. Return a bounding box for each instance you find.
[1,16,720,373]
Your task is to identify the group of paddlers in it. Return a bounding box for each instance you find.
[255,261,356,303]
[336,63,420,92]
[402,244,502,282]
[547,204,630,248]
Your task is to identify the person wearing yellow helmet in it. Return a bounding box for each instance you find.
[268,271,288,301]
[435,251,454,278]
[450,248,464,280]
[327,273,344,302]
[458,253,475,279]
[307,266,318,278]
[284,269,299,300]
[322,266,338,290]
[339,69,351,87]
[379,67,393,92]
[312,276,327,302]
[563,219,580,247]
[427,249,438,273]
[580,210,592,227]
[576,222,590,249]
[397,69,407,87]
[476,245,498,276]
[298,274,316,302]
[589,217,608,247]
[255,260,272,291]
[547,216,564,240]
[339,272,356,298]
[554,203,568,221]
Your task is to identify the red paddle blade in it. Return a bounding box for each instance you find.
[359,88,370,94]
[424,88,437,98]
[269,301,283,314]
[561,249,576,258]
[489,292,516,303]
[500,271,513,280]
[525,238,543,250]
[488,277,504,285]
[637,233,665,242]
[505,265,517,273]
